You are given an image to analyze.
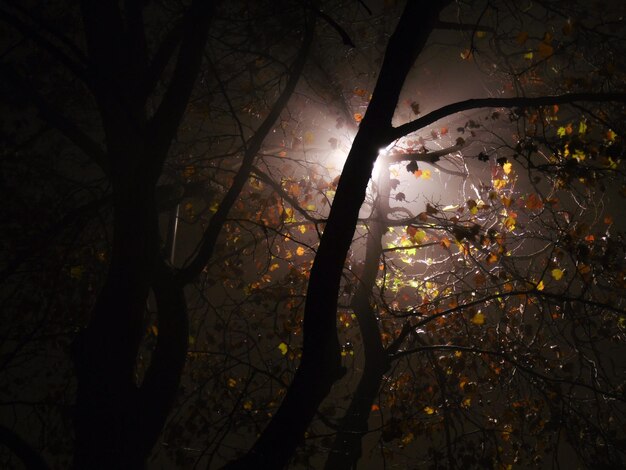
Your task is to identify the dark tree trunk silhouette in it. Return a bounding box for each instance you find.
[324,164,390,469]
[226,2,451,468]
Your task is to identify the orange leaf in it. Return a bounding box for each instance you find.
[516,31,529,45]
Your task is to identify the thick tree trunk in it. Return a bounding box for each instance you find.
[73,168,160,469]
[226,2,449,468]
[324,165,390,470]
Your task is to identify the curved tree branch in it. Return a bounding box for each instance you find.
[178,16,316,284]
[388,93,626,143]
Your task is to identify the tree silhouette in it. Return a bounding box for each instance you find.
[1,0,625,469]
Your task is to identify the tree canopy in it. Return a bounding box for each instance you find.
[1,0,625,468]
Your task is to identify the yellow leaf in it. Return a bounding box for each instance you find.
[607,129,617,141]
[471,311,485,325]
[421,169,431,180]
[296,246,305,256]
[70,265,84,280]
[412,229,427,244]
[284,207,296,223]
[578,121,587,135]
[537,280,545,291]
[269,263,280,272]
[551,268,564,280]
[503,162,512,175]
[278,342,289,355]
[227,378,237,388]
[298,224,307,234]
[424,406,435,415]
[524,51,533,60]
[243,400,253,411]
[401,432,414,445]
[493,179,507,190]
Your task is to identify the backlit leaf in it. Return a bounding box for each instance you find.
[278,342,288,355]
[551,268,564,280]
[471,311,485,325]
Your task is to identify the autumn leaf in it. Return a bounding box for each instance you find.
[471,311,485,325]
[278,342,289,355]
[551,268,564,281]
[460,48,473,60]
[406,160,419,173]
[354,113,363,123]
[421,169,431,180]
[70,265,84,280]
[487,252,499,263]
[516,31,529,45]
[503,162,513,175]
[440,127,449,136]
[525,193,544,210]
[536,280,545,291]
[538,42,554,58]
[353,88,367,97]
[424,406,435,415]
[426,203,438,214]
[296,246,305,256]
[243,401,253,411]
